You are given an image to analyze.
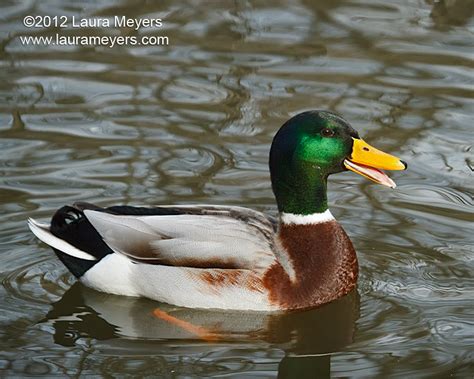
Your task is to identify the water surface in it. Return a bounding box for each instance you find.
[0,0,473,377]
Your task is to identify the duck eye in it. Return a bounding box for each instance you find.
[321,128,335,137]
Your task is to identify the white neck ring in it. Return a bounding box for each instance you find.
[280,209,335,225]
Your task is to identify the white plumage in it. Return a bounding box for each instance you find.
[28,218,96,261]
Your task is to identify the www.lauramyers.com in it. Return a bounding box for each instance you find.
[20,15,169,48]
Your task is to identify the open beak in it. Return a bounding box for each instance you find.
[343,138,407,188]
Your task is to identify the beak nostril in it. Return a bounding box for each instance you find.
[363,147,369,151]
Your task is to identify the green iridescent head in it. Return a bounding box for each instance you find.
[269,110,407,215]
[269,111,358,214]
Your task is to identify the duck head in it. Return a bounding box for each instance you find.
[269,110,407,215]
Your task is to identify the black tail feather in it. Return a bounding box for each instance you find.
[50,205,113,278]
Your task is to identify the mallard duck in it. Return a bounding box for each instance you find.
[29,110,406,311]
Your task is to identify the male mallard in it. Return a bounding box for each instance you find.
[28,111,406,311]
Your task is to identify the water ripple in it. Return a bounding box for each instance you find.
[1,0,473,377]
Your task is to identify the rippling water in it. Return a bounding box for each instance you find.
[1,0,473,377]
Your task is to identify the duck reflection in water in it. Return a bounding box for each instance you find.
[43,284,359,378]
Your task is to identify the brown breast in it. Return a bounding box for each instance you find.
[263,221,358,310]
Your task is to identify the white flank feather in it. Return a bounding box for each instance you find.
[82,254,277,311]
[28,218,97,261]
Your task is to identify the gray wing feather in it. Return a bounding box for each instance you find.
[84,206,276,270]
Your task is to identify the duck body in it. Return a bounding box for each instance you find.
[29,110,405,311]
[29,204,357,311]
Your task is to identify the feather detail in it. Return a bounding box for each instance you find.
[84,207,276,271]
[28,218,97,261]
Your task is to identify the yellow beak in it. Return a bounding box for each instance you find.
[343,138,407,188]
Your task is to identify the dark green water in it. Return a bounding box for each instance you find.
[1,0,473,377]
